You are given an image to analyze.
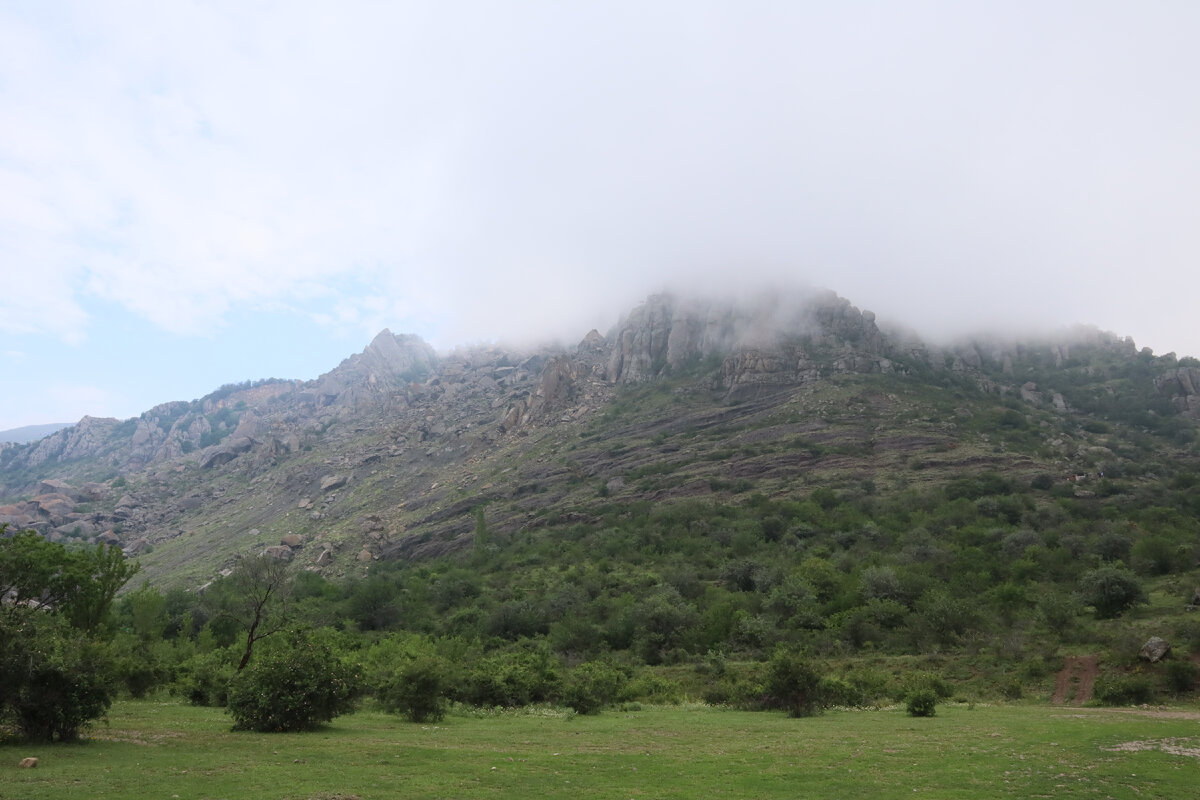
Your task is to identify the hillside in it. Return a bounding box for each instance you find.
[3,288,1200,684]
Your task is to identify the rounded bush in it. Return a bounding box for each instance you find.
[0,610,117,742]
[379,656,449,723]
[226,634,358,732]
[905,688,938,717]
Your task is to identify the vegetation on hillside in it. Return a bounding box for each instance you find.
[5,319,1200,733]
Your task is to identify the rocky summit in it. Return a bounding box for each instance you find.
[1,288,1197,591]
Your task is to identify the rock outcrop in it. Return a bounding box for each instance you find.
[1156,367,1200,419]
[306,329,438,408]
[605,291,893,397]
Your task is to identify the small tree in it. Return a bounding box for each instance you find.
[1079,566,1146,619]
[764,648,827,717]
[379,655,451,723]
[226,632,358,732]
[0,528,136,742]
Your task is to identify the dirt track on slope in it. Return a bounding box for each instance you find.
[1052,655,1099,705]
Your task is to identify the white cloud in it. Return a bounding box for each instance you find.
[2,0,1200,363]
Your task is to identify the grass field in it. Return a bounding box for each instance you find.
[3,701,1200,799]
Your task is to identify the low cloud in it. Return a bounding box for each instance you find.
[4,1,1200,368]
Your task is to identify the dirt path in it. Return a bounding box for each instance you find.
[1052,655,1099,705]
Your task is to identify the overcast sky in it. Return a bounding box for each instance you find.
[3,1,1200,431]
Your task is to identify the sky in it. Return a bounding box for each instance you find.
[3,1,1200,431]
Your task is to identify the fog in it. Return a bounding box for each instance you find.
[3,2,1200,428]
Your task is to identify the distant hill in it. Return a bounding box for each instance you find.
[0,422,73,444]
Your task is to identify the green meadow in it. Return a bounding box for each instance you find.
[4,701,1200,800]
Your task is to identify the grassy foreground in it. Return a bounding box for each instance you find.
[3,701,1200,799]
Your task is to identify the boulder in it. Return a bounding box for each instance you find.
[36,479,81,500]
[280,534,304,549]
[320,474,349,492]
[31,493,76,522]
[1139,636,1171,663]
[123,538,149,556]
[97,531,121,547]
[54,520,97,538]
[261,545,294,561]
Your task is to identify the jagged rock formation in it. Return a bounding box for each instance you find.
[304,329,438,408]
[604,292,893,398]
[3,287,1199,589]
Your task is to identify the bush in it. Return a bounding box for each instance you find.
[1078,566,1147,619]
[1093,673,1156,706]
[226,633,359,732]
[819,677,865,708]
[905,688,938,717]
[461,647,562,707]
[764,648,827,717]
[173,647,238,707]
[1164,659,1198,695]
[378,655,450,723]
[0,609,117,742]
[562,661,629,714]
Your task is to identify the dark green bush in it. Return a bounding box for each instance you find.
[1164,659,1198,695]
[378,655,450,723]
[1093,673,1156,706]
[461,647,562,707]
[905,688,938,717]
[0,609,117,742]
[1078,566,1147,619]
[764,648,827,717]
[226,634,358,732]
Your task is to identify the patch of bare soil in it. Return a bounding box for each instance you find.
[1103,738,1200,758]
[1052,655,1099,705]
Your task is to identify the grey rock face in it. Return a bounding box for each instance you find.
[605,291,891,396]
[1139,636,1171,663]
[1155,367,1200,418]
[261,545,294,561]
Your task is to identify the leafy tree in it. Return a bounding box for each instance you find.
[0,529,137,741]
[0,528,139,631]
[226,632,358,732]
[0,607,117,741]
[1078,566,1147,619]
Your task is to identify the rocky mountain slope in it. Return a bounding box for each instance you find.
[2,289,1198,591]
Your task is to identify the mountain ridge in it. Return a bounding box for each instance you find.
[2,287,1198,593]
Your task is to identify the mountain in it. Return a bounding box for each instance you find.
[2,288,1198,600]
[0,422,73,445]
